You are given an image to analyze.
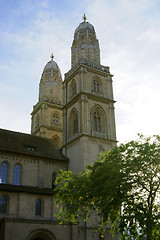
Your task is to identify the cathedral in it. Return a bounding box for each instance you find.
[0,15,118,240]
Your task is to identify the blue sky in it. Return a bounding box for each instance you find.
[0,0,160,143]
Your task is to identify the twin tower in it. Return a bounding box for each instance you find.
[31,16,117,173]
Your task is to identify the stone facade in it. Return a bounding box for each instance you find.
[0,130,70,240]
[63,18,116,173]
[0,16,119,240]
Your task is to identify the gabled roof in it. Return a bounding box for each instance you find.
[0,128,68,162]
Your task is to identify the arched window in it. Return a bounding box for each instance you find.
[81,43,85,49]
[0,163,8,184]
[13,164,20,185]
[69,109,79,137]
[52,113,58,124]
[0,196,7,213]
[26,229,56,240]
[93,80,99,92]
[73,113,78,134]
[35,199,41,216]
[90,43,94,49]
[91,106,106,135]
[94,112,101,132]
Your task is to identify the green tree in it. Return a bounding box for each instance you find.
[55,135,160,239]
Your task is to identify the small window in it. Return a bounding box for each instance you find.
[24,145,36,151]
[69,109,79,137]
[0,196,7,214]
[53,113,58,124]
[73,114,78,134]
[90,43,94,49]
[35,199,41,216]
[94,112,101,132]
[13,164,20,185]
[0,163,8,184]
[81,43,85,49]
[93,80,99,92]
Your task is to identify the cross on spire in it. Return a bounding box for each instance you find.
[82,13,87,22]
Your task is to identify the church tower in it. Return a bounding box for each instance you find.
[63,15,117,173]
[31,54,63,148]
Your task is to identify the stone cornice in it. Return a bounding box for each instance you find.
[39,125,62,133]
[62,133,117,148]
[0,217,73,225]
[0,150,69,164]
[64,60,113,83]
[63,91,116,109]
[0,183,55,195]
[31,101,62,115]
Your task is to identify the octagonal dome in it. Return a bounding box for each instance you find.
[43,58,60,73]
[74,21,95,35]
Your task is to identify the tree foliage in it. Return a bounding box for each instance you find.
[55,135,160,239]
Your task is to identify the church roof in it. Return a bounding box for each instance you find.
[43,58,60,72]
[74,21,95,35]
[43,54,61,75]
[0,128,68,162]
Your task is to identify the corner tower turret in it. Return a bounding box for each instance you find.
[71,14,100,67]
[31,54,63,148]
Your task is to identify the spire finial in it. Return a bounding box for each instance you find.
[82,13,87,22]
[50,53,54,60]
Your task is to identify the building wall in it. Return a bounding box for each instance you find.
[0,191,55,219]
[0,219,72,240]
[31,102,63,148]
[64,135,115,173]
[66,68,114,100]
[0,150,69,240]
[0,153,66,188]
[62,63,116,174]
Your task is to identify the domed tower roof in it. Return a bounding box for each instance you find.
[39,54,63,104]
[43,53,61,74]
[71,14,100,67]
[74,21,95,35]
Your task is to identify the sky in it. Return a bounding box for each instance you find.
[0,0,160,143]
